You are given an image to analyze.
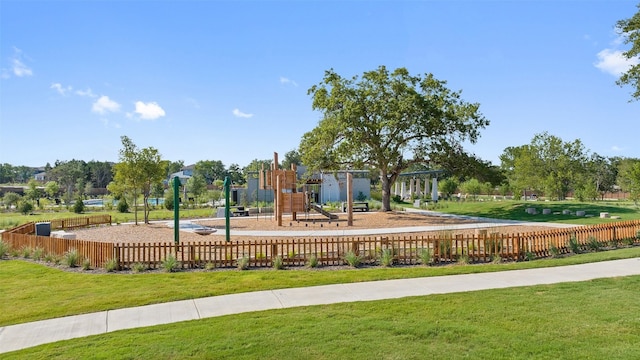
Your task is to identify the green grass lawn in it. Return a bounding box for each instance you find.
[1,247,640,327]
[421,200,640,225]
[5,275,639,359]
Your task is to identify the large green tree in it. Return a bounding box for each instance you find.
[616,3,640,101]
[300,66,489,211]
[110,136,166,224]
[617,158,640,205]
[195,160,226,184]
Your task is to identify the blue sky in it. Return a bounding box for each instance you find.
[1,0,639,169]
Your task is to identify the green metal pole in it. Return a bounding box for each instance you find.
[173,177,181,245]
[224,176,230,242]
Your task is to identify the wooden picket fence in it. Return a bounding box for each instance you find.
[2,216,639,270]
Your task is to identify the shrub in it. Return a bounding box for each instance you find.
[272,255,284,270]
[525,251,535,261]
[18,201,33,215]
[587,236,601,252]
[380,248,394,267]
[636,230,640,240]
[344,251,362,268]
[0,240,10,259]
[392,194,402,203]
[32,246,44,260]
[82,258,91,271]
[105,258,119,272]
[73,198,85,214]
[21,246,33,258]
[117,199,129,213]
[549,243,560,257]
[205,262,215,270]
[491,254,502,264]
[624,236,635,246]
[132,262,146,273]
[162,253,179,272]
[418,247,432,265]
[64,248,80,267]
[237,256,250,270]
[44,253,55,263]
[306,254,319,268]
[10,247,20,257]
[458,253,470,265]
[568,235,581,254]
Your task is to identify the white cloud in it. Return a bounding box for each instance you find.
[595,35,640,76]
[2,47,34,78]
[134,101,166,120]
[232,108,254,118]
[92,95,121,114]
[611,145,623,152]
[51,83,72,96]
[280,76,298,87]
[76,88,97,98]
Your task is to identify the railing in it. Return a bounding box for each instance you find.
[2,217,639,270]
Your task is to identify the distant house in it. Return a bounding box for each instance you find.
[34,172,47,182]
[168,171,191,184]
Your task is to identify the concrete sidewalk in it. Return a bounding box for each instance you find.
[1,258,639,354]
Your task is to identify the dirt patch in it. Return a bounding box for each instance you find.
[72,211,560,244]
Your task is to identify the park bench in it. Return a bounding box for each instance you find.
[342,201,369,212]
[231,206,250,217]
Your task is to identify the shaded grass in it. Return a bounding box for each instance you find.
[1,247,639,326]
[429,200,640,224]
[6,276,640,359]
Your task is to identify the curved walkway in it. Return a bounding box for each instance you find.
[2,258,639,354]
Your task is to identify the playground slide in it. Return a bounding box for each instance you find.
[309,203,339,220]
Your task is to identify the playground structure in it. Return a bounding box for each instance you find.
[259,152,359,226]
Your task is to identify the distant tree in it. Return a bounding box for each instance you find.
[18,200,33,215]
[111,136,166,224]
[439,178,458,200]
[152,182,165,201]
[166,160,185,177]
[0,163,16,183]
[617,158,640,205]
[227,163,245,185]
[73,197,85,214]
[300,66,489,211]
[87,161,113,188]
[195,160,226,184]
[186,174,207,205]
[2,192,21,209]
[281,149,302,170]
[460,178,482,200]
[49,160,86,204]
[500,133,588,200]
[616,3,640,101]
[24,179,44,202]
[585,154,618,200]
[44,181,60,199]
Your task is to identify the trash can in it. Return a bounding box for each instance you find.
[35,222,51,236]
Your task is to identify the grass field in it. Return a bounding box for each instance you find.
[421,200,640,225]
[4,273,639,359]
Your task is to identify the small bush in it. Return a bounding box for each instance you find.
[205,262,215,270]
[525,251,535,261]
[73,198,85,214]
[21,246,33,258]
[64,248,80,267]
[418,247,431,265]
[549,243,560,257]
[587,236,601,252]
[32,246,44,260]
[162,253,179,272]
[272,255,284,270]
[344,251,361,268]
[105,258,119,272]
[608,239,620,249]
[306,254,319,268]
[18,201,33,215]
[117,199,129,213]
[568,236,581,254]
[237,256,250,270]
[44,253,56,263]
[82,258,91,271]
[10,247,20,258]
[380,248,394,267]
[491,254,502,264]
[132,262,146,273]
[624,237,635,246]
[0,240,10,259]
